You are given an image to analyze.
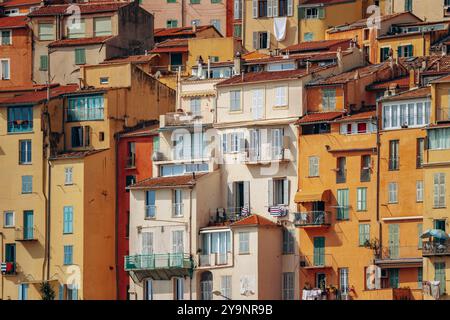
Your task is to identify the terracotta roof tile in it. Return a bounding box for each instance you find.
[430,74,450,84]
[101,54,157,64]
[367,76,410,90]
[231,214,278,228]
[0,84,79,105]
[283,39,352,53]
[296,111,344,125]
[128,173,209,189]
[154,25,216,37]
[336,110,376,122]
[0,15,28,29]
[1,0,41,7]
[302,0,357,5]
[48,36,114,48]
[379,86,431,102]
[50,149,108,160]
[151,38,189,53]
[28,2,127,16]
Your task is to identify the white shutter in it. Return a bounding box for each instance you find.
[272,0,278,17]
[287,0,293,16]
[283,179,289,205]
[253,32,258,49]
[227,183,234,209]
[267,0,273,17]
[142,232,153,255]
[252,0,258,18]
[244,181,250,207]
[265,32,270,49]
[268,179,274,207]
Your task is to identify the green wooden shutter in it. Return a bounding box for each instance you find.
[389,224,399,259]
[75,48,86,65]
[40,55,48,71]
[313,237,325,266]
[389,269,399,288]
[318,7,325,19]
[434,262,446,295]
[418,223,423,249]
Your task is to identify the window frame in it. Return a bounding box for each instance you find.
[4,211,15,228]
[238,231,250,254]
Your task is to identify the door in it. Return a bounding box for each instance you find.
[389,268,399,289]
[312,201,325,224]
[316,273,326,291]
[23,210,33,240]
[313,237,325,266]
[172,230,184,267]
[249,129,260,161]
[5,244,15,262]
[389,224,399,259]
[252,89,264,120]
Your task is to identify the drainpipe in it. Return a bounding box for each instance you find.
[375,101,382,261]
[189,186,193,300]
[114,134,120,300]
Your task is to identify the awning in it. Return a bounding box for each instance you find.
[294,190,330,203]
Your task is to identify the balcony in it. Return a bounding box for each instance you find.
[124,253,193,282]
[145,205,156,219]
[300,254,334,269]
[126,155,136,169]
[388,157,399,171]
[15,227,38,242]
[242,147,290,165]
[423,241,450,257]
[0,262,16,276]
[374,246,422,268]
[208,207,253,226]
[172,203,184,217]
[294,211,331,228]
[198,252,232,268]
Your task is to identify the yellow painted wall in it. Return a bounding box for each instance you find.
[187,37,239,71]
[376,34,431,63]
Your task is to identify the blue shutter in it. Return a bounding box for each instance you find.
[59,284,64,300]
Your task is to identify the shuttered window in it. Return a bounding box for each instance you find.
[359,224,370,246]
[239,232,249,254]
[38,23,54,40]
[282,272,294,300]
[94,17,112,36]
[337,189,349,220]
[433,173,446,208]
[63,206,73,234]
[282,228,294,254]
[39,55,48,71]
[388,182,398,203]
[434,262,446,295]
[308,156,319,177]
[19,140,32,164]
[74,48,86,65]
[142,232,153,255]
[357,187,367,211]
[21,175,32,194]
[416,180,423,202]
[274,86,287,107]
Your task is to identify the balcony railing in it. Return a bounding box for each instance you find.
[388,157,399,171]
[172,203,184,217]
[300,254,333,269]
[209,207,252,224]
[0,262,16,275]
[198,252,231,267]
[243,147,289,164]
[375,246,422,261]
[294,211,331,227]
[15,227,37,241]
[126,155,136,168]
[145,205,156,219]
[423,241,450,256]
[124,253,192,271]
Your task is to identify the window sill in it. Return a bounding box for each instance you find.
[64,183,74,186]
[228,110,243,114]
[144,217,156,221]
[21,192,32,195]
[19,163,33,166]
[7,131,34,135]
[238,252,250,255]
[3,226,15,229]
[307,176,320,178]
[63,232,73,235]
[433,206,446,209]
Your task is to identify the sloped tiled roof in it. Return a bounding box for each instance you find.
[335,110,376,122]
[0,84,79,106]
[49,149,108,160]
[128,173,209,190]
[301,0,357,5]
[48,36,114,47]
[28,2,127,16]
[379,86,431,102]
[430,74,450,84]
[154,25,217,37]
[231,214,278,228]
[295,112,344,125]
[101,54,157,65]
[1,0,41,7]
[367,76,410,91]
[283,39,352,53]
[0,15,28,29]
[151,38,189,53]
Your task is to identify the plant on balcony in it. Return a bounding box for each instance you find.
[364,238,382,259]
[39,281,55,300]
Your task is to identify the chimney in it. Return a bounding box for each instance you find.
[337,48,343,73]
[192,21,197,33]
[234,51,242,75]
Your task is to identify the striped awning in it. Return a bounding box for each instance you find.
[181,91,216,98]
[294,190,331,203]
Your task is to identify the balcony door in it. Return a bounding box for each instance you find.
[172,230,184,267]
[252,89,264,120]
[313,237,325,266]
[5,243,15,263]
[389,224,399,259]
[23,210,34,240]
[249,129,261,161]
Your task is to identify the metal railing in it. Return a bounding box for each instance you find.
[172,203,184,217]
[388,157,400,171]
[300,254,333,268]
[209,207,252,224]
[243,147,287,163]
[198,253,230,267]
[423,241,450,256]
[376,245,422,260]
[126,155,136,168]
[294,211,331,227]
[15,227,37,241]
[124,253,191,271]
[145,205,156,219]
[66,107,104,122]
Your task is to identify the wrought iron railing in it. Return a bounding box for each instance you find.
[294,211,331,227]
[423,241,450,256]
[15,227,37,241]
[124,253,191,271]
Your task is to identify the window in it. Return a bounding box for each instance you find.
[389,269,399,288]
[388,182,398,204]
[174,278,184,300]
[22,176,32,194]
[19,140,32,164]
[274,86,287,107]
[433,173,446,208]
[418,223,423,249]
[94,17,112,36]
[4,8,19,16]
[271,178,289,206]
[230,90,241,111]
[417,138,424,168]
[234,0,242,19]
[220,276,232,300]
[282,228,294,254]
[359,224,370,246]
[233,24,242,38]
[67,284,78,300]
[167,0,176,2]
[383,101,430,129]
[361,155,371,182]
[253,31,269,49]
[63,206,73,234]
[389,140,399,171]
[339,268,349,296]
[67,19,85,39]
[282,272,294,300]
[67,95,104,121]
[380,47,390,62]
[144,279,153,300]
[357,187,367,211]
[267,62,295,71]
[38,23,54,40]
[71,126,84,148]
[1,59,10,80]
[40,55,48,71]
[145,190,156,219]
[418,267,422,289]
[405,0,413,11]
[434,219,446,231]
[126,175,136,189]
[74,48,86,65]
[1,30,12,45]
[322,89,336,111]
[127,142,136,168]
[210,19,221,33]
[336,189,349,220]
[271,128,283,159]
[100,77,109,85]
[141,232,153,255]
[304,32,314,42]
[397,45,413,58]
[190,98,201,116]
[63,245,73,265]
[239,232,249,254]
[65,167,73,185]
[416,180,423,202]
[8,106,33,133]
[308,156,319,177]
[336,157,347,184]
[18,284,29,300]
[305,7,319,19]
[173,189,183,217]
[4,211,14,228]
[434,262,446,295]
[166,19,178,28]
[191,0,200,3]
